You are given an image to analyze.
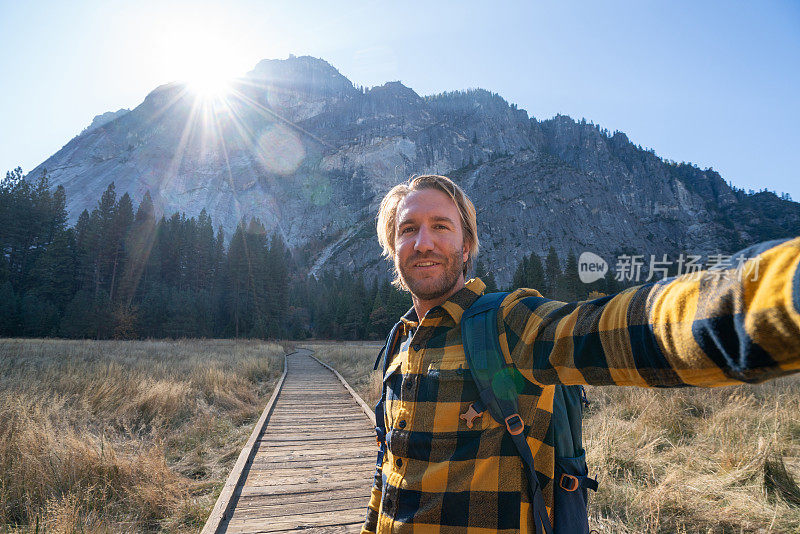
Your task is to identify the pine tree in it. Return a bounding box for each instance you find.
[245,219,269,338]
[562,251,581,301]
[31,228,76,310]
[108,192,134,302]
[511,256,528,290]
[526,252,545,290]
[0,281,19,336]
[74,209,94,291]
[227,223,249,337]
[91,182,117,298]
[119,190,156,307]
[545,246,562,298]
[265,232,289,337]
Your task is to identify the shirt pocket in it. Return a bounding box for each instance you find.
[421,365,474,404]
[383,358,405,429]
[383,357,403,383]
[420,365,489,433]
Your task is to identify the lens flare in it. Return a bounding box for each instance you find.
[256,124,305,175]
[302,174,331,206]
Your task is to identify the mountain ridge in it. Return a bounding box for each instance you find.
[24,55,800,286]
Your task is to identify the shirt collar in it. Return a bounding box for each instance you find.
[399,278,486,331]
[399,308,419,335]
[440,278,486,324]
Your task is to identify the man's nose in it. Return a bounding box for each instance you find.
[414,225,435,253]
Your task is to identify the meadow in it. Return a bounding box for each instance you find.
[2,338,798,533]
[312,342,800,533]
[0,338,285,533]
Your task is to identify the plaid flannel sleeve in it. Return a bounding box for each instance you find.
[359,455,383,534]
[500,237,800,387]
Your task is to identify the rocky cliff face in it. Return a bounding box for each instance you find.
[27,55,800,285]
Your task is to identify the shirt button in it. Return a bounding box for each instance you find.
[395,458,403,467]
[398,420,406,429]
[412,344,420,351]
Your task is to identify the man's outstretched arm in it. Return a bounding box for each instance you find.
[501,237,800,387]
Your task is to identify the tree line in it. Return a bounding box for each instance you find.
[1,169,622,340]
[0,169,415,340]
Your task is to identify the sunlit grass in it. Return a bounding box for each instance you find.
[0,338,285,533]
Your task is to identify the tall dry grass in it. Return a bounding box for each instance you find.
[585,380,800,533]
[310,342,800,533]
[0,338,284,533]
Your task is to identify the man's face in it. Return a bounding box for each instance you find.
[394,188,469,302]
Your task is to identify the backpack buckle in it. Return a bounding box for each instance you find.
[459,403,484,429]
[559,473,580,492]
[504,414,524,435]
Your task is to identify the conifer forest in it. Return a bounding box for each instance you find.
[0,168,623,340]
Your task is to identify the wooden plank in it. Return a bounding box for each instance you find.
[252,457,374,469]
[251,444,375,455]
[238,477,370,497]
[242,471,371,486]
[227,500,368,522]
[264,421,374,435]
[234,486,369,507]
[259,433,374,441]
[253,448,374,458]
[223,509,367,534]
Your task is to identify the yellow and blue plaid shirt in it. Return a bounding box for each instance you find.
[362,237,800,533]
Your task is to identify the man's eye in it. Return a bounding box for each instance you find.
[401,227,415,234]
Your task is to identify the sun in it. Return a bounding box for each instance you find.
[187,73,232,100]
[154,13,247,102]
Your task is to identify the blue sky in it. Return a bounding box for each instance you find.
[1,0,798,200]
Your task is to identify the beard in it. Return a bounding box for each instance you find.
[396,248,465,302]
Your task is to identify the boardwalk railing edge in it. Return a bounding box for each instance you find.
[310,352,376,426]
[200,351,291,534]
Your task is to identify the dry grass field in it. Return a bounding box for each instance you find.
[3,338,798,533]
[0,338,285,533]
[310,342,800,533]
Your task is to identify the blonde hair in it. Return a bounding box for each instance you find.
[376,175,479,289]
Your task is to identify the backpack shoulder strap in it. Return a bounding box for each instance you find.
[373,319,405,468]
[461,292,553,534]
[374,319,404,371]
[461,292,523,427]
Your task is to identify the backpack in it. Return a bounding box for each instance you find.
[373,292,597,534]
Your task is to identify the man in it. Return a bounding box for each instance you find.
[361,174,800,534]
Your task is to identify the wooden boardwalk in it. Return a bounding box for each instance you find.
[203,349,377,534]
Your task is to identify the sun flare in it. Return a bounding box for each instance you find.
[187,74,232,100]
[155,10,248,102]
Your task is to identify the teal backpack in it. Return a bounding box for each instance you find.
[460,292,597,534]
[374,292,597,534]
